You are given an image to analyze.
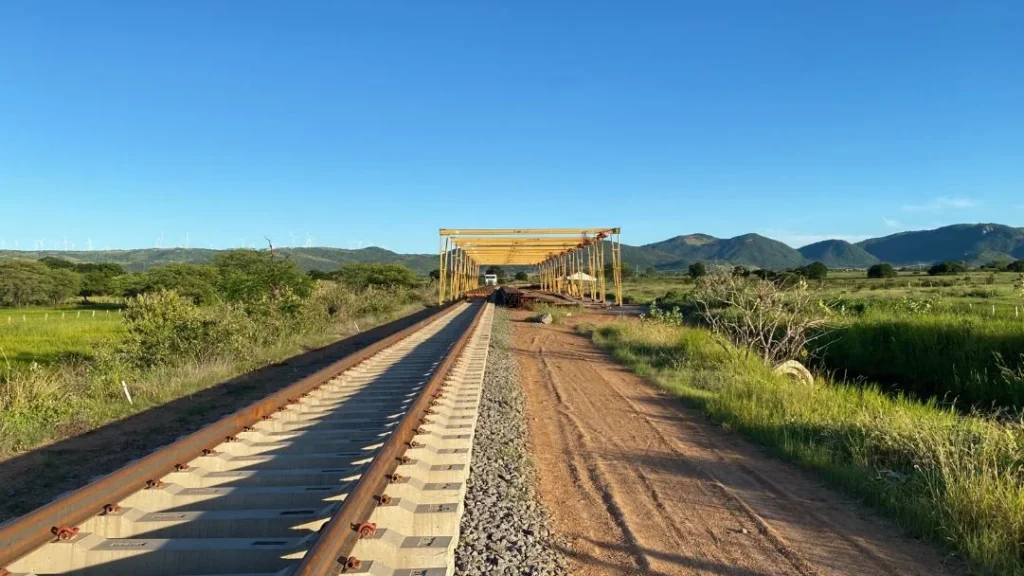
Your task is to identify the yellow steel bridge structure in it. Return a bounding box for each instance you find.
[438,228,623,306]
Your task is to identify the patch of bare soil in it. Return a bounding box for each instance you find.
[512,310,964,576]
[0,306,442,524]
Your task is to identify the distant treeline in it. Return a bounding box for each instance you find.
[0,252,430,308]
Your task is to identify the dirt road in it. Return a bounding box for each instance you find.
[512,311,963,576]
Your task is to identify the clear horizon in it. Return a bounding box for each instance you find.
[0,221,1020,255]
[2,2,1021,253]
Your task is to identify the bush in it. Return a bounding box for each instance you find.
[688,262,707,279]
[125,263,219,305]
[692,266,829,364]
[514,271,529,281]
[795,261,828,280]
[867,263,897,279]
[0,260,81,306]
[1006,260,1024,273]
[332,263,421,290]
[214,249,312,307]
[117,291,251,369]
[928,261,968,276]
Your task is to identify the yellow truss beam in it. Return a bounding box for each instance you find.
[440,228,618,236]
[438,227,624,306]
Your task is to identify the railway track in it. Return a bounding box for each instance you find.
[1,297,495,576]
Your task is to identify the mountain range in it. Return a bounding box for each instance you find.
[1,224,1022,273]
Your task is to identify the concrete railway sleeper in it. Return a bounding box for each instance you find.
[1,298,495,576]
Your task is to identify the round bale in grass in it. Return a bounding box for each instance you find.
[773,359,815,386]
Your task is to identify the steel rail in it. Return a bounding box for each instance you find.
[294,296,490,574]
[0,299,465,570]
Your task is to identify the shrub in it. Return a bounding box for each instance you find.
[692,266,829,364]
[333,263,421,289]
[928,261,968,276]
[214,249,312,306]
[688,262,707,279]
[1006,260,1024,273]
[867,263,897,279]
[795,261,828,280]
[118,291,251,369]
[514,271,529,281]
[125,263,219,305]
[0,260,81,306]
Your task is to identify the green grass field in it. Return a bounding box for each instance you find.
[0,304,125,368]
[622,270,1024,410]
[624,270,1024,313]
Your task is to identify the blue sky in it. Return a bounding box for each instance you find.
[1,1,1021,253]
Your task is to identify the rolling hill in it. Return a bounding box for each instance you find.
[0,247,439,274]
[855,223,1024,265]
[798,240,880,268]
[2,223,1022,273]
[644,233,805,270]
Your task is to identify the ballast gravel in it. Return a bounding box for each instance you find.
[455,310,570,576]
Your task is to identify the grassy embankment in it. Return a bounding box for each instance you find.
[623,273,1024,411]
[583,319,1024,574]
[0,286,432,458]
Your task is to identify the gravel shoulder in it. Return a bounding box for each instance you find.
[511,310,964,576]
[455,308,570,576]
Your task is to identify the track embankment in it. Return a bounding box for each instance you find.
[0,304,446,525]
[2,300,495,576]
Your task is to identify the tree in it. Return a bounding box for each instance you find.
[1006,260,1024,273]
[514,271,529,281]
[213,249,312,304]
[48,269,82,304]
[867,263,897,279]
[484,266,507,282]
[38,256,77,270]
[603,262,634,279]
[732,265,749,277]
[795,261,828,281]
[691,266,829,365]
[0,260,81,306]
[688,262,707,279]
[127,263,219,305]
[74,263,125,302]
[74,262,125,276]
[428,269,441,281]
[332,263,420,289]
[928,261,968,276]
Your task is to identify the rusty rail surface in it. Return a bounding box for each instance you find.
[294,296,489,574]
[0,298,469,570]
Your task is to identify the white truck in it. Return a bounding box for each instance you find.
[484,274,498,286]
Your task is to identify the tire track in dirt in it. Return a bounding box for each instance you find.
[513,312,966,576]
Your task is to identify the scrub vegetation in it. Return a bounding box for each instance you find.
[0,251,434,457]
[623,264,1024,412]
